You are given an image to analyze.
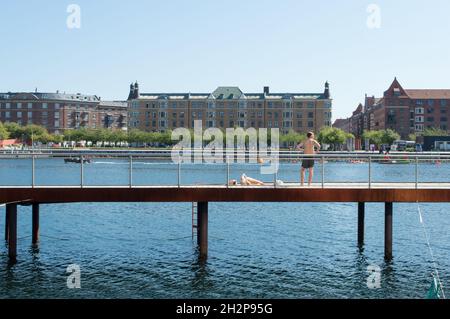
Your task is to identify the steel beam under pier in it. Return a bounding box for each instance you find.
[32,203,40,245]
[385,202,393,260]
[358,202,365,247]
[7,204,18,261]
[197,202,208,258]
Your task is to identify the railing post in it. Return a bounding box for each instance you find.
[368,156,372,189]
[32,155,35,188]
[80,155,84,188]
[129,155,133,188]
[177,161,181,188]
[226,157,230,188]
[415,156,419,189]
[274,170,277,188]
[321,156,325,189]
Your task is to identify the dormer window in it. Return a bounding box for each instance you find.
[393,88,401,96]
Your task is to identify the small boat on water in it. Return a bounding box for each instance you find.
[378,159,410,165]
[378,156,411,164]
[64,157,91,164]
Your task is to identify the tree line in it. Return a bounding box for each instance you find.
[9,121,438,151]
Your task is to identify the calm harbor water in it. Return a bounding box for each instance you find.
[1,158,450,298]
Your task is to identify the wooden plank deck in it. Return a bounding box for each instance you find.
[1,183,450,203]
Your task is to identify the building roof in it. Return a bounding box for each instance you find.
[352,103,363,116]
[138,86,328,101]
[0,92,101,102]
[212,87,243,100]
[385,78,450,99]
[333,118,349,126]
[98,101,128,108]
[405,89,450,99]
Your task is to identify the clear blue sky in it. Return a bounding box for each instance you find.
[1,0,449,119]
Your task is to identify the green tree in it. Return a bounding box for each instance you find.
[281,130,306,148]
[381,129,401,145]
[408,133,417,142]
[362,130,383,146]
[127,129,147,144]
[20,124,50,144]
[3,122,23,139]
[109,130,128,144]
[318,127,349,150]
[362,129,400,147]
[50,134,63,144]
[423,128,448,137]
[0,122,10,140]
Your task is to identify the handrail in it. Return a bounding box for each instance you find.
[1,152,449,189]
[1,151,450,159]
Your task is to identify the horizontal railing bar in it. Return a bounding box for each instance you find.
[0,151,450,159]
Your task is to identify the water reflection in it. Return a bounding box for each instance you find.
[190,247,213,293]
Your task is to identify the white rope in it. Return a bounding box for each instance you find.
[417,202,446,299]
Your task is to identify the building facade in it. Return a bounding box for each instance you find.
[332,118,350,132]
[334,78,450,143]
[127,82,332,134]
[382,78,450,138]
[0,92,127,133]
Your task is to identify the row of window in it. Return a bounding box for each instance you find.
[130,111,328,120]
[141,101,330,109]
[0,102,56,109]
[414,116,448,123]
[386,99,449,107]
[0,111,59,118]
[415,107,447,114]
[1,119,61,127]
[415,124,448,132]
[141,120,317,129]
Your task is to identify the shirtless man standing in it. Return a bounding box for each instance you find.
[297,132,321,186]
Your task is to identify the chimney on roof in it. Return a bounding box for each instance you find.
[324,81,330,99]
[128,83,135,100]
[134,81,140,99]
[264,86,270,95]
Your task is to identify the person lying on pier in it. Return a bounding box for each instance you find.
[228,173,266,186]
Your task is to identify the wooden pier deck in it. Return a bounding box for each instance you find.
[2,183,450,204]
[2,183,450,262]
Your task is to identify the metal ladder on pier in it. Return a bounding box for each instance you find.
[192,202,198,240]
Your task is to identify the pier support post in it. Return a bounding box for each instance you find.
[5,205,10,241]
[385,202,393,260]
[197,202,208,258]
[32,203,40,245]
[358,202,365,246]
[7,204,18,261]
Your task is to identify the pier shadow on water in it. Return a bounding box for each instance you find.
[189,247,214,293]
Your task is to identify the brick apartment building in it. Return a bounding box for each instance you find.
[127,82,332,134]
[0,92,127,133]
[334,78,450,143]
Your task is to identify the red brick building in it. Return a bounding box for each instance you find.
[0,92,127,134]
[383,78,450,138]
[334,78,450,143]
[332,118,350,132]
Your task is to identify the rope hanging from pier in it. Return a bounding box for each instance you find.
[417,202,446,299]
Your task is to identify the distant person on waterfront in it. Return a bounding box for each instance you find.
[229,174,266,186]
[297,132,321,187]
